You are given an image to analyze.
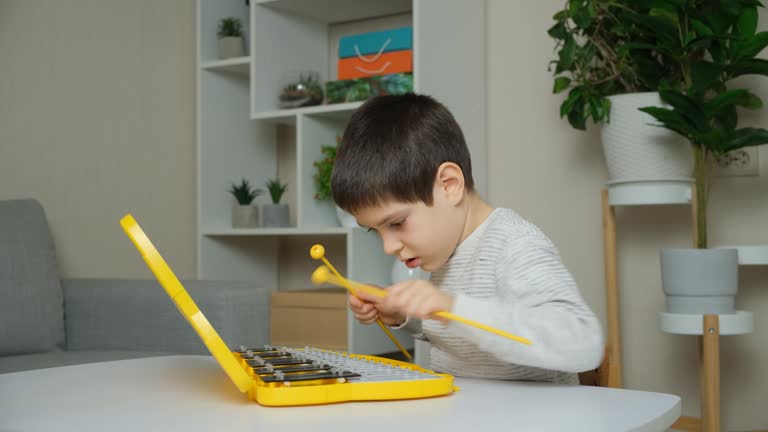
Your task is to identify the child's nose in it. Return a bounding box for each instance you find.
[381,233,402,256]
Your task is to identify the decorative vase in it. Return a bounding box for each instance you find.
[262,204,289,227]
[601,92,693,183]
[231,204,258,228]
[335,206,358,228]
[218,37,244,59]
[661,248,738,314]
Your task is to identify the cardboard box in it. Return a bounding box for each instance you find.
[270,288,348,350]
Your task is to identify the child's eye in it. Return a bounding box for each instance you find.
[390,218,406,228]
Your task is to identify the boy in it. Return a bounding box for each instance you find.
[331,93,604,384]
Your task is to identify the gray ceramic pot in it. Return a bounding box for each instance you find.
[660,248,738,314]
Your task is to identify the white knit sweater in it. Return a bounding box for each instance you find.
[401,208,604,384]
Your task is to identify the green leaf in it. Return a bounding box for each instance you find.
[553,77,571,94]
[548,21,568,40]
[736,5,758,36]
[589,98,601,122]
[734,32,768,60]
[691,61,723,93]
[567,102,588,130]
[560,88,583,118]
[558,37,578,71]
[691,18,714,37]
[705,89,762,117]
[650,7,679,28]
[714,105,738,131]
[638,106,696,137]
[572,7,593,28]
[659,90,710,132]
[727,58,768,78]
[724,127,768,151]
[602,98,612,123]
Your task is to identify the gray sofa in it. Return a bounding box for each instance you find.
[0,199,270,374]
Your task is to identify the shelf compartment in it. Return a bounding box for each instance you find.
[200,57,250,76]
[254,0,411,24]
[251,101,363,123]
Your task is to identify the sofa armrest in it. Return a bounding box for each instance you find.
[62,278,270,354]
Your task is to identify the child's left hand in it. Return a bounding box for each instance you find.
[381,279,455,324]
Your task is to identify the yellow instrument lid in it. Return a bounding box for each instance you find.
[120,214,253,393]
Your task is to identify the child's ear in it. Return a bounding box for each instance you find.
[435,162,465,205]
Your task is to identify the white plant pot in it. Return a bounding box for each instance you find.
[231,204,258,228]
[217,37,244,59]
[335,206,358,228]
[601,92,693,183]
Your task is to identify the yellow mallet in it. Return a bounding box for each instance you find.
[310,244,413,360]
[312,265,532,346]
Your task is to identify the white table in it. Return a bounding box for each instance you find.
[0,355,680,432]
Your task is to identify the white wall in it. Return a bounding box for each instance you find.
[1,0,766,428]
[487,1,768,430]
[0,0,197,278]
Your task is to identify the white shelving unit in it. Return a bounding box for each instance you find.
[197,0,486,356]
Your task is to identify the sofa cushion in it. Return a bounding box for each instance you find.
[0,350,176,374]
[0,199,66,355]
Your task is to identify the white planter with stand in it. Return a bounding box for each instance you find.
[602,92,693,182]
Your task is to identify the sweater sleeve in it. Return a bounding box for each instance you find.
[389,317,428,341]
[450,234,604,373]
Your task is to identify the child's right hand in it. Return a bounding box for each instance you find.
[348,293,405,327]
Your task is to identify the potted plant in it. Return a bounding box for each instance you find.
[313,136,356,227]
[217,17,245,59]
[278,70,324,109]
[635,1,768,313]
[549,1,693,184]
[263,178,289,227]
[228,178,262,228]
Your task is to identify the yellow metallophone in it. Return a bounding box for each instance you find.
[120,214,456,406]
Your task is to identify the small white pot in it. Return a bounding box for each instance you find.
[231,204,258,228]
[601,92,693,182]
[335,206,358,228]
[218,37,244,59]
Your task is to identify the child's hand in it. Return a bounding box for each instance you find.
[348,290,406,327]
[350,279,453,325]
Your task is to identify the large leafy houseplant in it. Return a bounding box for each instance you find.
[549,1,682,129]
[552,0,768,249]
[633,0,768,248]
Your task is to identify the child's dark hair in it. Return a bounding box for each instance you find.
[331,93,473,213]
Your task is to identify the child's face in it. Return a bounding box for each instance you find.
[352,185,465,273]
